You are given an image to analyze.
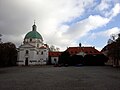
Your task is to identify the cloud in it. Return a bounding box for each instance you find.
[0,0,94,47]
[109,3,120,18]
[0,0,120,51]
[104,27,120,36]
[61,2,120,50]
[85,27,120,46]
[81,27,120,51]
[97,0,111,11]
[64,15,110,42]
[96,1,120,18]
[44,14,110,51]
[87,27,120,39]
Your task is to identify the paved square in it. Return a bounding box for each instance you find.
[0,66,120,90]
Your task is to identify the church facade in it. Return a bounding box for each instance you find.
[17,22,48,66]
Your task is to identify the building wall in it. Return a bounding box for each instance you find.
[38,48,48,65]
[17,48,36,65]
[17,47,48,66]
[24,38,43,47]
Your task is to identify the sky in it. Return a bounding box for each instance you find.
[0,0,120,51]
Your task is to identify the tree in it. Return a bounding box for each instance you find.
[0,34,2,43]
[49,45,60,52]
[83,55,94,65]
[59,51,70,65]
[0,42,17,67]
[94,54,108,65]
[49,45,55,51]
[70,55,83,65]
[107,33,120,67]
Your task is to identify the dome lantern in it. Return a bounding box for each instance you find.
[24,22,43,42]
[32,20,37,31]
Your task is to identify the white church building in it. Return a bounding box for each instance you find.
[17,22,48,66]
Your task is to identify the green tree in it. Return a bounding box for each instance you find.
[59,51,70,65]
[0,42,17,67]
[107,33,120,67]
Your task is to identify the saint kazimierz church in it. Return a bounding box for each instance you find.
[17,22,48,65]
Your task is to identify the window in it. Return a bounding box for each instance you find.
[54,58,57,62]
[37,44,39,47]
[30,38,32,42]
[37,51,39,55]
[41,51,43,55]
[26,50,29,54]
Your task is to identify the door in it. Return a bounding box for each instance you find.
[25,58,28,66]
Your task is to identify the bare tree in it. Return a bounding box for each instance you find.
[107,33,120,67]
[50,45,60,52]
[0,34,2,43]
[50,45,56,51]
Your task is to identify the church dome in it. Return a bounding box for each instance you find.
[25,31,43,40]
[24,22,43,41]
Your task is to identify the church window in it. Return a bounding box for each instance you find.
[37,44,39,47]
[30,38,32,42]
[26,50,29,54]
[41,51,43,55]
[37,51,39,55]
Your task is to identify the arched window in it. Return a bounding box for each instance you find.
[26,50,29,54]
[37,44,39,47]
[30,38,32,42]
[54,58,57,62]
[41,51,43,55]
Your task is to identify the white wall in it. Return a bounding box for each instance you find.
[18,48,37,65]
[18,46,48,66]
[24,38,43,47]
[38,48,48,65]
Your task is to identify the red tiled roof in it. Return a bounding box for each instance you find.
[66,47,102,56]
[49,52,62,57]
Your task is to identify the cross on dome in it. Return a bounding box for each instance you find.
[34,20,35,25]
[32,20,37,31]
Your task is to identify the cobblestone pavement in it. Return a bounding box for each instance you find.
[0,66,120,90]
